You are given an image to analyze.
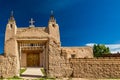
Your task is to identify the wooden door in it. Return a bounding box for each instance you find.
[27,53,39,67]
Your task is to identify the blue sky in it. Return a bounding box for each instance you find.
[0,0,120,53]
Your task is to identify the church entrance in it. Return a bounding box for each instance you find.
[18,40,47,69]
[18,40,48,77]
[20,50,42,67]
[27,53,39,67]
[20,50,44,67]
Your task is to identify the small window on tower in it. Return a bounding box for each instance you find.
[52,24,55,27]
[10,24,12,29]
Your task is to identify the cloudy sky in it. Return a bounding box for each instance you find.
[0,0,120,53]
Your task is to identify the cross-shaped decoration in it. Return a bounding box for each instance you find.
[51,10,53,15]
[29,18,35,27]
[11,11,14,17]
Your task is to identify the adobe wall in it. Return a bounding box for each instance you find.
[70,57,120,78]
[0,55,18,78]
[47,38,73,78]
[61,47,93,59]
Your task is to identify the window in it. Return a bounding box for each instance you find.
[52,24,55,27]
[10,24,12,29]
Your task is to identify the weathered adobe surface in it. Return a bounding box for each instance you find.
[61,47,93,59]
[0,55,17,78]
[48,39,73,78]
[41,38,120,79]
[70,58,120,78]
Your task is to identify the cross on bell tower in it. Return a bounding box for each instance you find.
[49,10,55,22]
[9,11,15,21]
[29,18,35,27]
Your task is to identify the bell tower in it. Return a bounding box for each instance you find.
[4,11,20,77]
[5,11,17,42]
[4,11,18,56]
[48,11,60,43]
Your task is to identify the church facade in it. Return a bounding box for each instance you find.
[0,12,94,78]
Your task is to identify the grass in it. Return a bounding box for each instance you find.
[20,68,26,74]
[40,68,55,80]
[40,68,46,76]
[38,78,55,80]
[7,76,22,80]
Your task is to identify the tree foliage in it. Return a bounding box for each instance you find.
[93,44,110,57]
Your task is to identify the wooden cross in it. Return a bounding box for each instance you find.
[29,18,35,26]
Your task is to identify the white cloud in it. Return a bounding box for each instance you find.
[86,43,120,53]
[86,43,96,46]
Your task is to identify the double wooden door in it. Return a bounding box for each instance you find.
[27,53,39,67]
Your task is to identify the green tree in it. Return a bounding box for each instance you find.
[93,44,110,57]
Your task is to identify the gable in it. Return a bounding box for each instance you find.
[16,27,49,38]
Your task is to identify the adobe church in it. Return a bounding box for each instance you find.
[0,12,93,78]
